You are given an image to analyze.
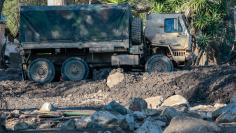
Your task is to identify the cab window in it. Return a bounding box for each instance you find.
[164,18,183,33]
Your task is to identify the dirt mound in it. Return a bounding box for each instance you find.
[109,65,236,105]
[0,66,235,109]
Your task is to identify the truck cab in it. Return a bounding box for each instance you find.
[145,13,192,65]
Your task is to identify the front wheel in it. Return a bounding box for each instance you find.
[28,58,55,84]
[145,55,174,73]
[61,57,89,81]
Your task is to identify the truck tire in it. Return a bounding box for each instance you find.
[131,17,142,45]
[28,58,55,84]
[61,57,89,81]
[145,55,174,73]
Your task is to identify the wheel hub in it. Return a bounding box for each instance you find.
[70,64,80,74]
[36,64,48,78]
[152,61,166,72]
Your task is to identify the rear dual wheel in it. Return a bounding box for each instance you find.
[28,58,55,84]
[61,57,89,81]
[27,57,89,84]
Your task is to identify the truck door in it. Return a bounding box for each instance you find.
[161,17,187,48]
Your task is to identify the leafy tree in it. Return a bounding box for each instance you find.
[0,0,5,15]
[2,0,19,37]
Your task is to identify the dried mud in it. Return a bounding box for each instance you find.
[0,65,235,110]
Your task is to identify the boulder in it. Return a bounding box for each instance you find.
[190,105,215,112]
[38,121,54,129]
[133,111,146,120]
[103,101,128,115]
[75,116,92,129]
[6,119,30,131]
[164,116,220,133]
[129,98,148,112]
[121,114,135,131]
[161,95,189,108]
[145,96,163,109]
[188,111,212,120]
[219,123,236,133]
[91,111,124,128]
[212,103,236,119]
[190,105,214,120]
[160,107,181,121]
[39,102,56,112]
[106,70,124,88]
[216,112,236,123]
[135,117,163,133]
[59,119,76,130]
[145,109,162,116]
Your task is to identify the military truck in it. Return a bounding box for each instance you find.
[19,4,192,83]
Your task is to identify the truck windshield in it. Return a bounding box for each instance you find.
[164,18,182,33]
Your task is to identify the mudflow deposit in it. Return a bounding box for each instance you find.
[0,65,235,132]
[0,65,235,109]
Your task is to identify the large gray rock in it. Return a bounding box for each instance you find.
[129,98,148,112]
[189,105,214,120]
[106,70,124,88]
[161,95,189,108]
[135,117,163,133]
[121,114,135,131]
[59,119,76,130]
[6,120,30,131]
[75,116,92,129]
[164,116,220,133]
[212,103,236,120]
[103,101,128,115]
[216,112,236,123]
[160,107,181,121]
[91,111,124,128]
[133,111,146,120]
[145,109,162,116]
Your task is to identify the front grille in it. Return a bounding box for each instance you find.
[173,51,186,56]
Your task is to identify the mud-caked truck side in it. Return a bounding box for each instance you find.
[19,4,192,84]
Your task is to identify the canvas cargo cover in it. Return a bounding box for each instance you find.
[19,4,130,46]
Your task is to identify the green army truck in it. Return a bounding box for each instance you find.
[19,4,192,84]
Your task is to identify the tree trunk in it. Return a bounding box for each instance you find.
[195,49,204,66]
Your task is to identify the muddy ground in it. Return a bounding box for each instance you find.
[0,65,235,110]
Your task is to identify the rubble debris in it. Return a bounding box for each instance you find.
[129,97,148,112]
[103,100,128,115]
[164,116,220,133]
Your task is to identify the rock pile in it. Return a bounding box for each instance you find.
[1,95,236,132]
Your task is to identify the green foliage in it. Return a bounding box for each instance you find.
[196,34,210,49]
[3,0,19,37]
